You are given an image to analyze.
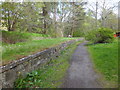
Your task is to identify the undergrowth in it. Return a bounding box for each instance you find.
[14,40,83,88]
[1,31,50,44]
[2,38,77,65]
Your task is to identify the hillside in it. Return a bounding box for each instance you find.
[1,31,50,45]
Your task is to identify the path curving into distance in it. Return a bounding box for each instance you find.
[62,41,102,88]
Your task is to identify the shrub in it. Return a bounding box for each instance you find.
[73,29,84,37]
[85,28,114,43]
[85,30,96,42]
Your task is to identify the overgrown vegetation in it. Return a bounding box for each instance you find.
[88,40,118,87]
[14,41,82,88]
[1,2,86,37]
[1,1,117,37]
[2,37,78,65]
[1,31,49,44]
[85,28,114,43]
[1,1,118,88]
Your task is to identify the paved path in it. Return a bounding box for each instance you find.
[62,41,102,88]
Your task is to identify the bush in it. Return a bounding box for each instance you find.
[85,28,114,43]
[73,29,84,37]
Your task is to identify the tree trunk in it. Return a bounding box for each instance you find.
[95,2,98,29]
[42,3,47,34]
[71,27,74,36]
[11,20,16,31]
[7,10,12,31]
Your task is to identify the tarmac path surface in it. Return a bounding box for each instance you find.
[62,41,102,88]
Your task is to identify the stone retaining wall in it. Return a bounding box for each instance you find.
[0,38,82,88]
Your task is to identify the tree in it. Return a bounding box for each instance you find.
[67,2,86,36]
[1,1,88,37]
[2,2,45,33]
[86,0,117,30]
[2,2,20,31]
[57,2,86,37]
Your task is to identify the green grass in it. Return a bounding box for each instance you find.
[14,40,83,88]
[1,31,50,44]
[2,38,78,65]
[88,41,118,87]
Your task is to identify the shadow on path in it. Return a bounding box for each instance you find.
[61,41,102,88]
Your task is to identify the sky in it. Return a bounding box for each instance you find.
[85,0,119,14]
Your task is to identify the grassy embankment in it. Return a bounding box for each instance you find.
[88,39,118,88]
[1,31,50,45]
[14,40,83,88]
[1,31,79,65]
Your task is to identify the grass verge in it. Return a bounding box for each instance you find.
[14,40,83,88]
[1,31,50,44]
[2,38,78,65]
[88,41,118,88]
